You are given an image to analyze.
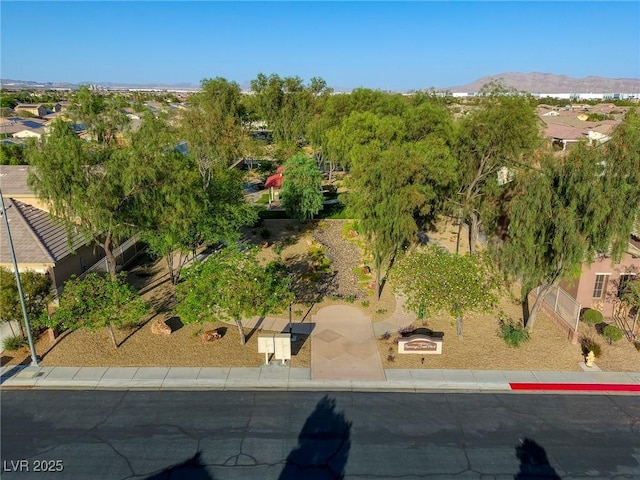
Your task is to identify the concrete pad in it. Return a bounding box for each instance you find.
[198,367,230,380]
[502,370,537,383]
[530,371,578,383]
[38,379,99,388]
[161,379,213,389]
[227,368,261,380]
[14,366,51,379]
[626,372,640,383]
[44,367,81,379]
[74,367,108,380]
[288,368,311,380]
[259,367,290,379]
[165,367,201,379]
[132,367,169,380]
[578,371,634,383]
[471,370,509,386]
[385,369,412,381]
[410,369,446,382]
[101,367,139,380]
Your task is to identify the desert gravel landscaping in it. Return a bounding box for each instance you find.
[2,219,638,373]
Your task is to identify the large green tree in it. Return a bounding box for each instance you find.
[180,77,247,182]
[0,268,51,337]
[453,83,541,254]
[496,111,640,332]
[176,247,293,345]
[336,112,457,298]
[281,153,324,221]
[390,246,498,340]
[44,272,147,348]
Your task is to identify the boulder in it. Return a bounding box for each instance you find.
[202,330,222,342]
[151,319,171,336]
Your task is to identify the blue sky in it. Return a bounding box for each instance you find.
[1,1,639,90]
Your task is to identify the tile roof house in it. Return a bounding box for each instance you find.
[0,198,104,295]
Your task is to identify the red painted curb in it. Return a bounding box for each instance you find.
[510,383,640,392]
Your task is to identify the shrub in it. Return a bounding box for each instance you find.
[603,325,623,344]
[259,228,271,239]
[376,308,388,315]
[273,243,283,255]
[498,318,530,348]
[294,309,303,316]
[3,335,27,351]
[361,300,370,308]
[580,335,602,358]
[582,309,604,326]
[344,295,355,303]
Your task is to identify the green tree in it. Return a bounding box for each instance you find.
[180,77,246,182]
[71,86,129,145]
[341,113,457,298]
[176,246,293,344]
[0,268,51,337]
[45,272,147,348]
[496,121,640,332]
[453,83,541,254]
[0,143,26,165]
[281,153,323,221]
[390,246,498,339]
[250,73,330,146]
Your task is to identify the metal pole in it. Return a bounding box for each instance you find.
[0,193,40,366]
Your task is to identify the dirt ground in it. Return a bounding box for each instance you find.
[2,219,639,372]
[377,296,640,372]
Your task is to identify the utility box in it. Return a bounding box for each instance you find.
[258,333,291,365]
[273,333,291,364]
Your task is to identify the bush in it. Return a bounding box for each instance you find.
[603,325,623,344]
[3,334,27,351]
[273,243,283,255]
[376,308,388,315]
[582,309,604,326]
[344,295,355,303]
[361,300,370,308]
[580,335,602,358]
[498,318,530,348]
[259,228,271,239]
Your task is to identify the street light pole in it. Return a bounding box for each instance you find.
[0,192,40,366]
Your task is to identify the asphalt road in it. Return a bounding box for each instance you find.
[1,391,639,479]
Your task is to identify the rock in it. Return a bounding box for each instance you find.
[151,319,171,336]
[202,330,222,342]
[362,265,371,275]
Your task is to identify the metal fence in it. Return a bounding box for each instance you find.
[533,284,581,332]
[77,236,144,280]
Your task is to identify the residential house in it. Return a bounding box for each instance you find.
[561,233,640,319]
[0,198,104,296]
[0,118,48,141]
[14,104,50,118]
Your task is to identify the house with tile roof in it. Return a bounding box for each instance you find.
[0,198,104,296]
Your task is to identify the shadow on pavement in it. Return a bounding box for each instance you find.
[514,438,561,479]
[145,451,215,480]
[279,395,351,480]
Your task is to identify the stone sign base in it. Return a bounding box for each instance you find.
[398,334,443,355]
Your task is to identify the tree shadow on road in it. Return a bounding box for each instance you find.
[145,451,215,480]
[279,395,351,480]
[514,438,561,479]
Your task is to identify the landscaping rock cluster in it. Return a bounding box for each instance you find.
[313,220,367,299]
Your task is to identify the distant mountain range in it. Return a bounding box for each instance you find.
[447,72,640,93]
[2,72,639,94]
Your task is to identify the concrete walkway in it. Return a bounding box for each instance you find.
[1,365,638,393]
[311,305,385,381]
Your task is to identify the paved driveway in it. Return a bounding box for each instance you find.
[311,305,385,381]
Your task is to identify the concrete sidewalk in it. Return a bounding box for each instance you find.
[2,365,638,393]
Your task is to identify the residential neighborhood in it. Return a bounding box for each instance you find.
[1,1,639,478]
